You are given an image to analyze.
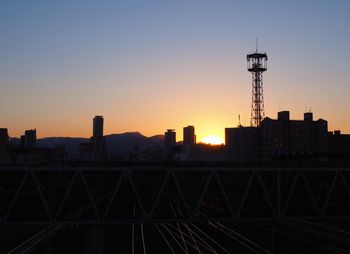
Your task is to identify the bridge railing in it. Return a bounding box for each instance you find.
[0,166,350,225]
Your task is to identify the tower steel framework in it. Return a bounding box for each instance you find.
[247,50,267,127]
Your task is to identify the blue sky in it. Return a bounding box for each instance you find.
[1,0,350,140]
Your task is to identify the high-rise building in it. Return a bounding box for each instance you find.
[0,128,9,152]
[183,126,196,146]
[183,125,196,157]
[93,115,104,145]
[163,129,176,160]
[91,116,107,161]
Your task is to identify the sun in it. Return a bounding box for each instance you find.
[201,135,224,145]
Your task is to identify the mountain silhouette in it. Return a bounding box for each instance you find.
[10,132,164,157]
[105,132,163,156]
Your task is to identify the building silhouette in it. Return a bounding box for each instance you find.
[20,129,36,149]
[0,128,9,152]
[163,129,176,160]
[88,116,107,161]
[183,126,196,146]
[77,116,107,161]
[329,130,350,159]
[225,126,257,161]
[92,116,104,145]
[93,116,107,161]
[226,111,329,161]
[162,125,226,162]
[182,125,196,157]
[0,128,67,165]
[262,111,328,158]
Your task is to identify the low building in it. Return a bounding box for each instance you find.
[262,112,328,158]
[329,130,350,158]
[225,111,329,161]
[225,127,257,161]
[9,147,64,165]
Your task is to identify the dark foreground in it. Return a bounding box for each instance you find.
[2,220,350,253]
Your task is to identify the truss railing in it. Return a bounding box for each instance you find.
[0,166,350,225]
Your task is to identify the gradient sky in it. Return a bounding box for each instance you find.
[1,1,350,142]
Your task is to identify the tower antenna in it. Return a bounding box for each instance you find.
[256,37,258,52]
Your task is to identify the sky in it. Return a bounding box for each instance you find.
[1,0,350,142]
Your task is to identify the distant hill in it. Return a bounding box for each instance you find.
[13,132,165,156]
[105,132,163,156]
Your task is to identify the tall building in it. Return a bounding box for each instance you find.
[93,116,104,145]
[91,116,107,161]
[182,125,196,158]
[163,129,176,160]
[183,126,196,146]
[0,128,9,152]
[20,129,36,149]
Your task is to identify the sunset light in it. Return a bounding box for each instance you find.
[2,1,350,252]
[201,135,224,145]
